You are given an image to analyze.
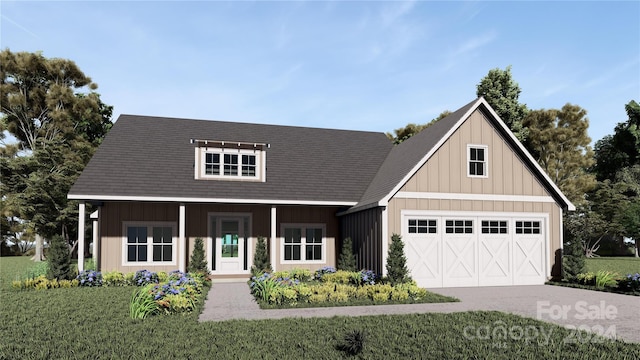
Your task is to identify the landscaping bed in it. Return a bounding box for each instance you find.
[548,270,640,296]
[249,267,458,309]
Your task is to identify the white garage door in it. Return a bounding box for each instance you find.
[405,214,546,288]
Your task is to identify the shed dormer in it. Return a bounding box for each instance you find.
[192,139,268,182]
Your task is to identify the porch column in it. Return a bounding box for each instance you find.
[178,203,186,272]
[78,202,86,272]
[270,205,277,272]
[381,206,388,277]
[90,210,99,266]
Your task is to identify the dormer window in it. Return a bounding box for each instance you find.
[193,139,267,181]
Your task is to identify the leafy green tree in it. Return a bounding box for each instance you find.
[563,206,608,258]
[523,104,596,205]
[592,100,640,181]
[619,200,640,257]
[385,234,410,285]
[476,66,529,142]
[251,236,272,275]
[188,237,208,273]
[47,235,73,280]
[386,110,451,144]
[337,237,357,271]
[0,50,112,247]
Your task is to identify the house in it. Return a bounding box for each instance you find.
[69,98,575,287]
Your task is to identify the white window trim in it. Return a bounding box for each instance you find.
[467,144,489,178]
[122,221,177,266]
[280,223,326,264]
[195,147,266,182]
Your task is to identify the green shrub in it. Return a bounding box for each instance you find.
[576,272,596,285]
[372,292,389,302]
[84,258,97,271]
[562,240,585,281]
[595,270,619,288]
[251,236,271,275]
[338,237,357,271]
[103,271,126,286]
[322,270,353,284]
[386,234,410,285]
[129,285,158,319]
[338,330,366,356]
[47,235,74,281]
[188,237,208,274]
[250,273,280,302]
[13,275,79,290]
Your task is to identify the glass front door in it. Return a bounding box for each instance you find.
[212,217,245,274]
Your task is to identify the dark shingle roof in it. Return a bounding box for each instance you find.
[69,115,392,204]
[351,98,479,210]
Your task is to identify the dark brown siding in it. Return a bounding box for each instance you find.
[340,207,383,275]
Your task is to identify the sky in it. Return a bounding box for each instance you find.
[1,0,639,144]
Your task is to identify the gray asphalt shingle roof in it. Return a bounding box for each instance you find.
[69,98,574,211]
[69,115,393,204]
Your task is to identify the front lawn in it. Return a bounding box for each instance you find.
[586,257,640,275]
[1,257,639,359]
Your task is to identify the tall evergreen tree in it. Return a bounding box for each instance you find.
[251,236,272,275]
[188,237,208,273]
[476,66,529,142]
[523,104,596,205]
[338,237,357,271]
[47,235,73,280]
[386,234,410,285]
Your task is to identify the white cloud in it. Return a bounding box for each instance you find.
[453,30,497,56]
[380,0,417,27]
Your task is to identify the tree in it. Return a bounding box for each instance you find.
[562,237,585,281]
[386,110,451,144]
[0,50,113,247]
[251,236,271,275]
[385,234,410,285]
[592,100,640,181]
[476,66,529,142]
[188,237,208,273]
[523,104,596,205]
[563,206,608,258]
[47,235,73,280]
[619,200,640,257]
[0,50,112,151]
[337,237,357,271]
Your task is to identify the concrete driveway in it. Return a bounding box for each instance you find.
[199,283,640,343]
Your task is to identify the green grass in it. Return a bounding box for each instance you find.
[586,257,640,275]
[1,257,639,359]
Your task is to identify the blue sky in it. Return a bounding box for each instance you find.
[1,1,638,144]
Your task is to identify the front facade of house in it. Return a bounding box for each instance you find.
[69,98,574,287]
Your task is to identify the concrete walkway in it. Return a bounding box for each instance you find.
[199,282,640,343]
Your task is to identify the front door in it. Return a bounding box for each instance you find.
[215,218,244,274]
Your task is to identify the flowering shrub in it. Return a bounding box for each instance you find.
[103,271,127,286]
[77,270,103,287]
[133,270,159,286]
[359,270,376,285]
[618,273,640,292]
[249,268,430,306]
[314,266,336,280]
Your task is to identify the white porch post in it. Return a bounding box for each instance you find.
[90,210,99,266]
[381,206,389,277]
[179,203,186,272]
[270,205,277,272]
[78,202,86,272]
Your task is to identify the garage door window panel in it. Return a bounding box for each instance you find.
[408,219,437,234]
[446,220,473,234]
[516,221,541,234]
[481,221,508,234]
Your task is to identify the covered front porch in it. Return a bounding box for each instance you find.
[76,201,341,277]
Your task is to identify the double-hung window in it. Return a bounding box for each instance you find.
[123,223,176,265]
[282,224,325,262]
[468,145,488,177]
